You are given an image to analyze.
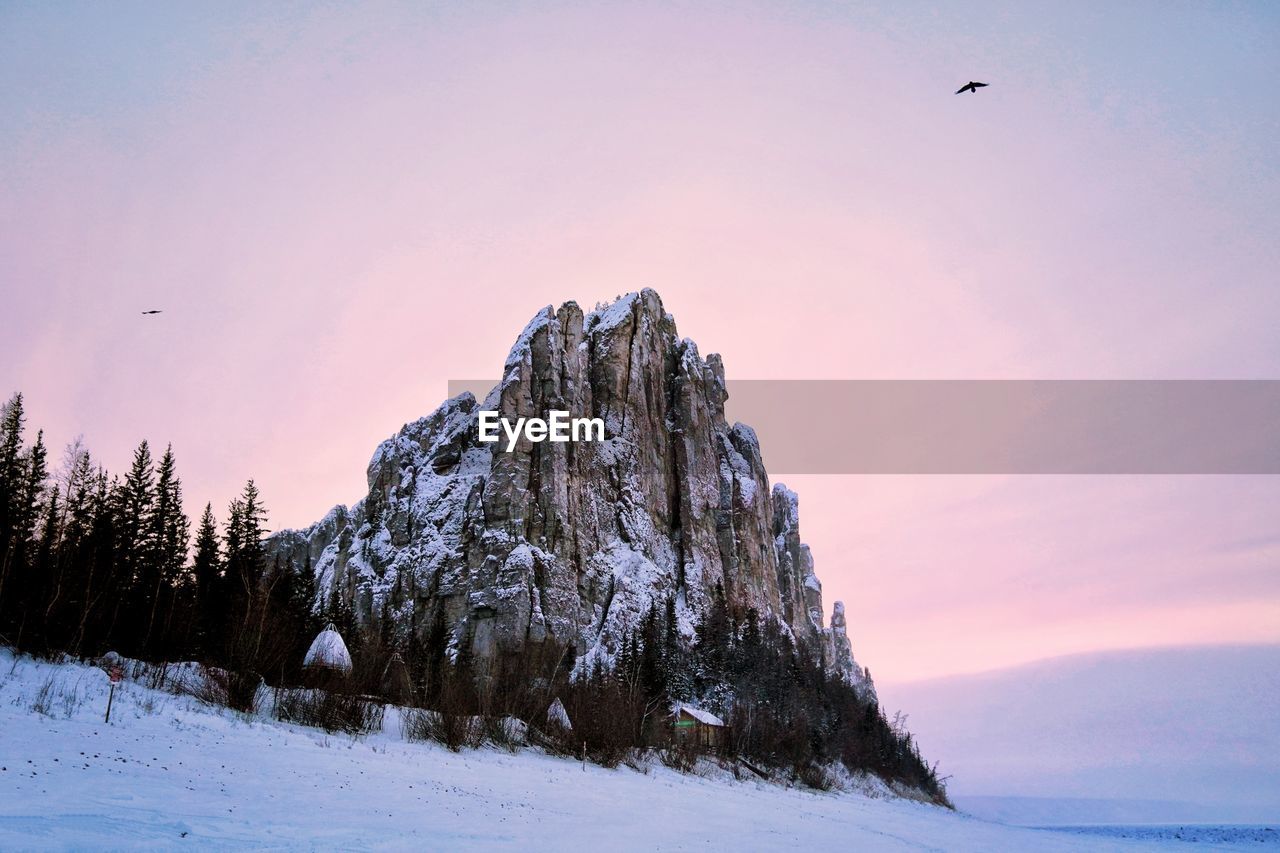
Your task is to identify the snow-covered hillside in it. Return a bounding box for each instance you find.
[0,651,1272,851]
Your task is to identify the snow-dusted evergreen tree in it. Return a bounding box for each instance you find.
[692,581,732,706]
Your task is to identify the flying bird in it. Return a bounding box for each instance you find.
[141,310,163,315]
[955,81,989,94]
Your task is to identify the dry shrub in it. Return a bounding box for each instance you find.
[624,748,654,775]
[402,708,482,751]
[560,679,642,768]
[196,666,262,713]
[276,687,384,735]
[797,762,836,791]
[482,715,527,752]
[29,675,55,716]
[659,739,700,773]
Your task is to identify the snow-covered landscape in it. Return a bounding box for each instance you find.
[3,3,1279,849]
[2,649,1274,851]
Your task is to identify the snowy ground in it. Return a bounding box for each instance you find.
[0,650,1274,851]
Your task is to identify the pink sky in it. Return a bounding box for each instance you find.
[3,2,1277,682]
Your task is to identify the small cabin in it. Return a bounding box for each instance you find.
[671,703,725,749]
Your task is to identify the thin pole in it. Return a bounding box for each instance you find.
[104,682,116,723]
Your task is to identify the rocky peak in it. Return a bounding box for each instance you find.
[269,289,874,697]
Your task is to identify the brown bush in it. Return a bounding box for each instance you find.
[191,666,262,713]
[560,674,644,768]
[275,687,384,734]
[402,707,482,751]
[797,762,836,791]
[659,739,700,773]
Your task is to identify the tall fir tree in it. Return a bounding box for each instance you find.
[117,440,156,653]
[71,469,117,655]
[295,553,316,631]
[140,445,189,654]
[0,427,47,641]
[0,393,26,557]
[237,479,267,582]
[17,430,49,545]
[222,480,270,669]
[663,595,693,700]
[31,485,61,648]
[44,449,95,648]
[191,502,222,657]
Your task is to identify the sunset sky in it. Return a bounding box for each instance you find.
[3,1,1277,683]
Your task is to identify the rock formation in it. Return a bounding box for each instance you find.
[269,289,874,699]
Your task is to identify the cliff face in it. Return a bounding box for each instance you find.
[269,290,873,698]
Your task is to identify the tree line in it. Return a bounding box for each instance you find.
[0,389,947,804]
[0,392,317,679]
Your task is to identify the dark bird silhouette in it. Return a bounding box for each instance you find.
[955,81,989,94]
[141,310,163,315]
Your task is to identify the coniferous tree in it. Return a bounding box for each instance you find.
[30,485,61,648]
[140,444,189,655]
[693,581,732,702]
[237,480,267,584]
[638,601,665,703]
[222,494,246,648]
[72,470,117,655]
[417,603,449,705]
[43,448,95,648]
[295,553,317,631]
[18,429,49,545]
[116,440,155,651]
[1,427,47,642]
[190,503,222,657]
[224,480,268,637]
[220,480,291,679]
[662,595,693,701]
[0,393,26,559]
[325,566,356,641]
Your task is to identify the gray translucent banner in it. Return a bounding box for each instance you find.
[446,380,1280,474]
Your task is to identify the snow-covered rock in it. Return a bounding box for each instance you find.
[268,289,873,696]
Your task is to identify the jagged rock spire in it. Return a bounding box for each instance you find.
[269,290,872,692]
